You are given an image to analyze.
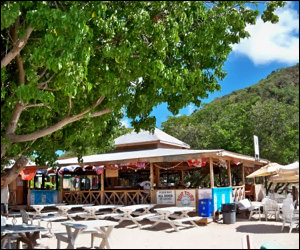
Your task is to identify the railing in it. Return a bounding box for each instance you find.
[232,186,245,202]
[8,190,17,205]
[62,190,151,205]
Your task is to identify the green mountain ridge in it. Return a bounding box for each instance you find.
[162,64,299,165]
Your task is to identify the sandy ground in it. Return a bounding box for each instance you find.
[5,213,299,249]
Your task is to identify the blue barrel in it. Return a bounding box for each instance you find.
[199,198,213,217]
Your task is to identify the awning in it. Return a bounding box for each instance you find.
[20,167,38,180]
[246,162,282,178]
[268,174,299,183]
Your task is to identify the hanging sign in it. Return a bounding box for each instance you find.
[176,189,196,207]
[198,188,212,200]
[156,190,175,205]
[254,135,260,161]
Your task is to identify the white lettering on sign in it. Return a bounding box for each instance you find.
[156,190,175,205]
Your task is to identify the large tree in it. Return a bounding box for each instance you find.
[1,1,285,187]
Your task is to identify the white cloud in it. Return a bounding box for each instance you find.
[232,2,299,65]
[188,104,196,115]
[121,118,130,128]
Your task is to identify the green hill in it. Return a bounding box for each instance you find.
[162,64,299,165]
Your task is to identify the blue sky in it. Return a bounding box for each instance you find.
[121,1,299,129]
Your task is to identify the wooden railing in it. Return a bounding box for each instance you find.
[62,190,151,205]
[8,190,17,205]
[232,186,245,202]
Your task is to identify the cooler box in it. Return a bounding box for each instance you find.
[29,190,59,205]
[212,187,233,212]
[199,198,213,217]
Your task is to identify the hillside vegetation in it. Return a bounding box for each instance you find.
[162,64,299,165]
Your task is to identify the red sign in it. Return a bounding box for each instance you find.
[20,168,37,181]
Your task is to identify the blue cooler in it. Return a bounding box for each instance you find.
[199,198,213,217]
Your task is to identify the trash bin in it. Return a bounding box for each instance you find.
[221,203,236,224]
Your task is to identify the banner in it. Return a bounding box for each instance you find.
[176,189,196,207]
[187,158,206,167]
[20,168,37,181]
[156,190,175,205]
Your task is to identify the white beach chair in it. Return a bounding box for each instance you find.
[263,199,279,221]
[236,199,261,220]
[281,203,299,233]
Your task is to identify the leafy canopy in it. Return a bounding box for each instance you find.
[1,1,285,166]
[162,64,299,165]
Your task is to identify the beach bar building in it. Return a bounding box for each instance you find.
[8,128,269,214]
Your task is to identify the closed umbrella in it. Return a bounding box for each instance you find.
[278,161,299,176]
[268,174,299,183]
[246,162,282,178]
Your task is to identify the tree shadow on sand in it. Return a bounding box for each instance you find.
[236,224,299,234]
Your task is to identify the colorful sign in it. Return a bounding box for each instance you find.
[176,189,196,207]
[156,190,175,205]
[198,188,212,200]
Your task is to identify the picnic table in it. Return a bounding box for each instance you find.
[1,224,46,249]
[81,205,123,220]
[56,204,93,220]
[115,204,157,228]
[55,220,118,249]
[30,203,65,217]
[149,206,201,232]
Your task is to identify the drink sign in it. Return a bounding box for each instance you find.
[156,190,175,205]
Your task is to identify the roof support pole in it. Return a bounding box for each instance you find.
[242,165,245,199]
[155,166,160,188]
[227,160,232,187]
[209,157,214,188]
[180,170,184,186]
[150,163,155,203]
[101,170,105,205]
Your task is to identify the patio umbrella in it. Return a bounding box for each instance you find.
[246,162,282,178]
[268,174,299,183]
[278,161,299,176]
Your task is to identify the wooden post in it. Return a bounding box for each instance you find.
[228,160,232,187]
[209,157,214,188]
[242,165,245,185]
[155,166,160,188]
[180,170,184,185]
[242,165,245,199]
[101,170,105,205]
[150,163,155,203]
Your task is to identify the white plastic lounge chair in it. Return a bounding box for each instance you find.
[236,199,261,220]
[263,199,279,221]
[281,203,299,233]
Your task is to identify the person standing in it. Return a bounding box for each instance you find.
[1,185,9,219]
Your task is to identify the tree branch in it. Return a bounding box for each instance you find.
[6,101,25,135]
[68,96,72,116]
[1,156,29,188]
[37,74,57,90]
[90,108,112,117]
[54,1,59,9]
[1,27,33,68]
[5,96,108,143]
[11,17,25,85]
[24,103,51,109]
[37,67,47,80]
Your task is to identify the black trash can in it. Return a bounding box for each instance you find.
[221,203,236,224]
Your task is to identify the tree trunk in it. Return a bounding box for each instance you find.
[1,156,28,189]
